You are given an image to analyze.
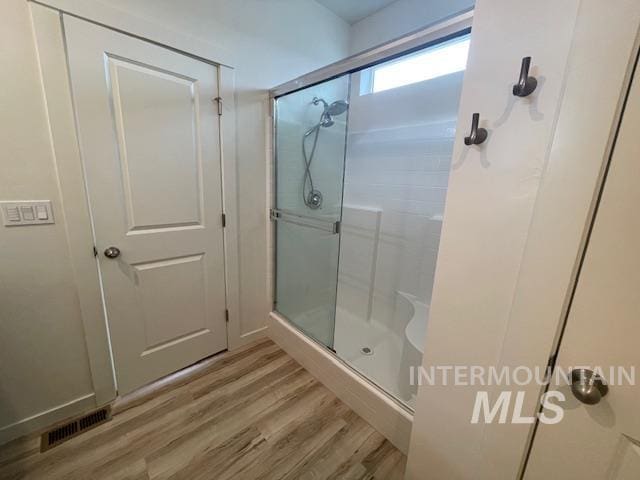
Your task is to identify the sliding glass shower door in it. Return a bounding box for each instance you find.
[273,76,350,348]
[273,29,470,408]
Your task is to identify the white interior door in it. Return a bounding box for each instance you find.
[524,58,640,479]
[64,16,227,395]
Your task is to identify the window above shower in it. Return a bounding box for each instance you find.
[359,34,471,95]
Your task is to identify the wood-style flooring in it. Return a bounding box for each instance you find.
[0,338,406,479]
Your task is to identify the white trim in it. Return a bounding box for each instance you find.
[217,66,267,349]
[267,312,413,454]
[236,327,269,348]
[30,2,116,405]
[0,393,96,446]
[30,0,233,67]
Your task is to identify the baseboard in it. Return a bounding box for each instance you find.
[230,325,268,350]
[0,393,96,446]
[267,312,413,454]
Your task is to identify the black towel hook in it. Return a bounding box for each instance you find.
[464,113,487,146]
[513,56,537,97]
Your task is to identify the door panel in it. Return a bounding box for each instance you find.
[133,254,208,350]
[273,75,350,349]
[525,55,640,479]
[108,56,204,231]
[65,16,227,395]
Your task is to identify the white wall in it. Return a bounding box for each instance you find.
[350,0,475,54]
[0,0,349,443]
[406,0,582,473]
[338,68,464,327]
[0,0,95,440]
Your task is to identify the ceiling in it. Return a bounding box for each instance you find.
[315,0,398,24]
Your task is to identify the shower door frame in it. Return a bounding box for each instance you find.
[270,73,352,350]
[270,10,473,98]
[268,8,474,411]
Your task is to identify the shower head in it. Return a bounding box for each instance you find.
[310,97,349,130]
[326,100,349,117]
[312,97,349,117]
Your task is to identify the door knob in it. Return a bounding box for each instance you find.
[104,246,121,259]
[570,369,608,405]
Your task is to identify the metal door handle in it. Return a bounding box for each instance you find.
[104,246,121,259]
[570,368,608,405]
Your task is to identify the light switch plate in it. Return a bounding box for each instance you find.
[1,201,54,226]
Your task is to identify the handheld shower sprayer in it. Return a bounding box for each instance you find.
[302,96,349,209]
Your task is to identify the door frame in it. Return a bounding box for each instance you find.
[521,43,640,477]
[30,1,243,407]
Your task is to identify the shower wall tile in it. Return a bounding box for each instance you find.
[337,69,462,327]
[336,206,381,320]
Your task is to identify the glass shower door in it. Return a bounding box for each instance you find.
[273,76,350,348]
[272,25,471,409]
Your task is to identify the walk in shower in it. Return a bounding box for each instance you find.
[271,16,471,409]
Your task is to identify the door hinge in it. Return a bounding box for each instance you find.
[221,213,226,228]
[93,246,98,257]
[213,97,223,116]
[225,309,229,323]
